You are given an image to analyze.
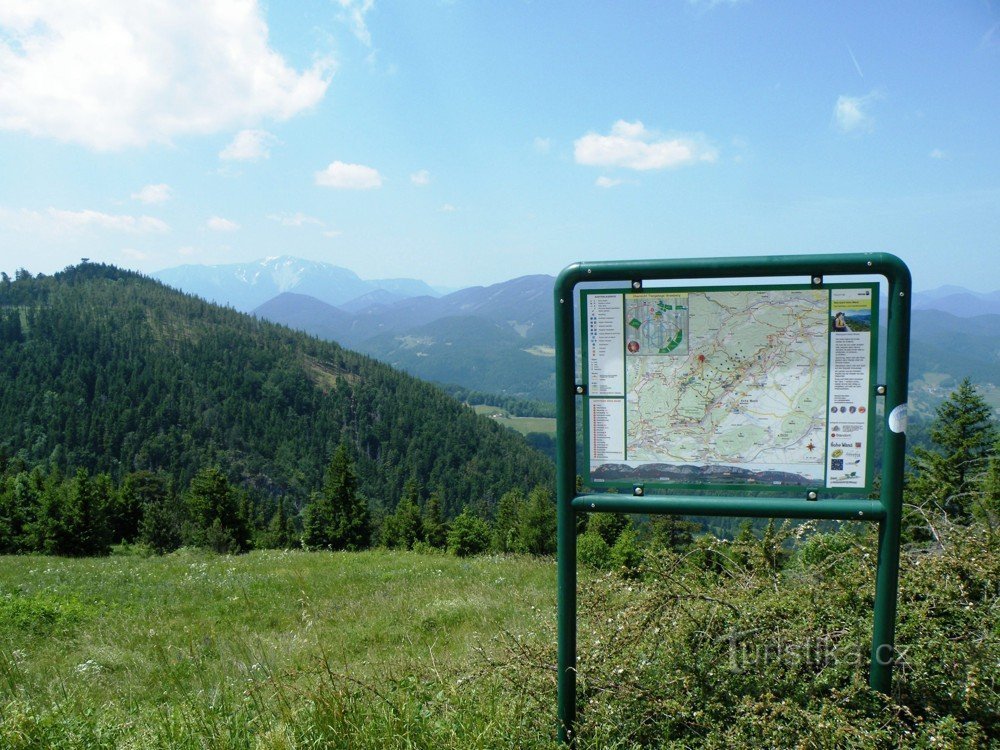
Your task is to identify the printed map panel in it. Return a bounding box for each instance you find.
[624,289,829,481]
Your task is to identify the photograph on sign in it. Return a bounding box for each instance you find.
[582,283,878,492]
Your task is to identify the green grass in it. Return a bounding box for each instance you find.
[1,526,996,749]
[0,549,561,749]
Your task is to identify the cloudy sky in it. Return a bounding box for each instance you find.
[0,1,997,291]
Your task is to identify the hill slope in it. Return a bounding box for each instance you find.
[254,274,557,400]
[0,265,552,516]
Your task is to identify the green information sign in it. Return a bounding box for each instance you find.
[580,283,879,493]
[553,254,911,746]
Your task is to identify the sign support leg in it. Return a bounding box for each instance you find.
[556,501,577,745]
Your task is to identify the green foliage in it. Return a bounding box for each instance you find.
[421,491,448,549]
[184,466,250,553]
[911,378,997,520]
[0,264,553,531]
[491,487,524,553]
[303,443,370,551]
[576,530,611,570]
[649,514,698,552]
[515,485,556,555]
[260,496,298,549]
[380,478,423,549]
[587,511,630,547]
[446,510,490,557]
[609,525,643,576]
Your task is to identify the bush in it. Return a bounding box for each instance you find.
[577,531,611,570]
[447,511,490,557]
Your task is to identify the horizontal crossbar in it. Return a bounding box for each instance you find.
[570,493,884,521]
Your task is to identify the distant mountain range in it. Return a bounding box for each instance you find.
[154,257,1000,410]
[912,285,1000,317]
[152,255,440,312]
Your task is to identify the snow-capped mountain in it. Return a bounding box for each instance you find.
[152,255,439,312]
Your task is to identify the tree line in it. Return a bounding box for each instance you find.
[0,264,553,524]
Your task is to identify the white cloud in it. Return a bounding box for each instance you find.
[335,0,375,47]
[315,161,383,189]
[178,246,197,256]
[132,184,172,204]
[440,203,456,212]
[322,229,342,238]
[266,212,324,227]
[121,247,148,260]
[533,137,551,154]
[206,216,239,232]
[834,93,879,133]
[574,120,718,170]
[595,176,623,188]
[0,2,332,150]
[220,129,277,161]
[929,148,947,160]
[410,169,430,186]
[0,206,168,234]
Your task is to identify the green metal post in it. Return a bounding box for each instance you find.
[554,265,581,745]
[870,256,911,693]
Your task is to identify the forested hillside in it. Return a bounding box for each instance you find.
[0,264,552,519]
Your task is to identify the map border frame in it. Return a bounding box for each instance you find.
[580,281,880,495]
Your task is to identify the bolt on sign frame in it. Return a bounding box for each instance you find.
[553,253,911,745]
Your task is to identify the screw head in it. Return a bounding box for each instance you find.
[633,486,644,496]
[807,490,818,501]
[899,291,905,297]
[867,261,873,267]
[876,385,886,396]
[575,385,584,394]
[812,276,822,285]
[632,280,641,289]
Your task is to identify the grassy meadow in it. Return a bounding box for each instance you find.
[472,405,557,437]
[1,523,997,749]
[0,549,562,749]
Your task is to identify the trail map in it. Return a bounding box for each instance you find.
[584,285,876,491]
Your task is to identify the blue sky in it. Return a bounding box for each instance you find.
[1,1,997,291]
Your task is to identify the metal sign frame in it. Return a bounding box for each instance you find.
[554,253,911,745]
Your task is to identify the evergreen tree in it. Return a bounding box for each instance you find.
[184,466,249,553]
[516,485,557,555]
[139,493,183,553]
[649,515,698,552]
[491,487,524,553]
[421,491,447,549]
[972,438,1000,538]
[304,443,369,551]
[263,496,297,548]
[112,470,169,544]
[911,378,997,518]
[381,478,422,549]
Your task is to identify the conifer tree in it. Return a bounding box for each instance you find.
[491,487,525,553]
[185,466,249,553]
[912,378,997,518]
[649,515,699,552]
[304,443,370,551]
[516,485,557,555]
[421,491,447,549]
[381,478,422,549]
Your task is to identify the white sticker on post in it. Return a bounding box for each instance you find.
[888,404,908,434]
